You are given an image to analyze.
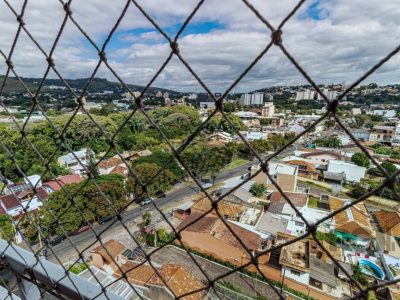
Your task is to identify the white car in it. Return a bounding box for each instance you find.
[140,198,153,206]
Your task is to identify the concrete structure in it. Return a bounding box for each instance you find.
[372,109,396,119]
[261,102,275,118]
[326,160,366,183]
[240,93,264,106]
[317,88,337,101]
[370,125,395,143]
[251,162,298,192]
[295,89,315,101]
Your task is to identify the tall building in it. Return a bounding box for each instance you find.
[295,89,315,101]
[317,88,337,100]
[240,92,264,106]
[261,102,275,118]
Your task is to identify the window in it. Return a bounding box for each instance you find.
[290,269,301,276]
[310,277,322,289]
[298,165,307,171]
[295,221,304,227]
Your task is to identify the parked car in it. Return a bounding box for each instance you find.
[74,225,90,235]
[98,215,113,224]
[48,236,64,246]
[140,198,153,206]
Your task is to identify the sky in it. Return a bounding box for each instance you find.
[0,0,399,93]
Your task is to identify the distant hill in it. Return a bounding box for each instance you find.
[0,76,182,95]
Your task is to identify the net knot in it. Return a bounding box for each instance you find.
[271,29,282,45]
[170,41,180,54]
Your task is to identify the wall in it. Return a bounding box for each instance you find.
[282,266,310,285]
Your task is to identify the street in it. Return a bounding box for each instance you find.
[45,157,258,262]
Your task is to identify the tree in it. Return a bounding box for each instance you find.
[381,161,397,176]
[351,152,370,168]
[350,183,368,198]
[249,183,266,197]
[132,150,185,179]
[0,215,15,240]
[314,136,342,149]
[129,163,176,196]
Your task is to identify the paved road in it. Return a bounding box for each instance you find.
[45,147,295,261]
[45,158,257,261]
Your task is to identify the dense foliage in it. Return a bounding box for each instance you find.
[21,174,127,242]
[351,152,370,168]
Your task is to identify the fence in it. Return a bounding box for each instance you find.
[0,0,400,299]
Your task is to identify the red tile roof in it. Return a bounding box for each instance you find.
[177,209,261,251]
[0,187,48,210]
[374,210,400,236]
[43,174,84,191]
[91,239,126,264]
[269,191,308,207]
[147,263,205,300]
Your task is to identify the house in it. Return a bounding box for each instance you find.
[90,239,127,273]
[145,263,206,300]
[370,125,395,143]
[208,131,234,143]
[375,232,400,259]
[116,261,206,300]
[98,156,129,177]
[325,160,366,183]
[309,256,338,296]
[177,210,270,267]
[251,162,298,192]
[329,197,373,247]
[277,233,346,298]
[374,210,400,238]
[255,212,289,237]
[278,234,310,285]
[57,148,95,175]
[43,174,84,192]
[90,238,206,299]
[284,159,319,179]
[0,187,49,219]
[267,192,308,217]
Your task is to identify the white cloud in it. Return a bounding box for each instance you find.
[0,0,399,92]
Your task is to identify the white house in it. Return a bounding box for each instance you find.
[58,148,95,175]
[0,187,49,219]
[326,160,366,183]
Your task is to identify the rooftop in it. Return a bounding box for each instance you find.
[374,210,400,237]
[256,212,288,236]
[279,239,309,272]
[91,239,126,265]
[147,263,205,300]
[269,191,308,208]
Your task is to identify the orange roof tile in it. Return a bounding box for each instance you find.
[147,264,205,300]
[192,198,244,220]
[91,239,126,264]
[375,210,400,236]
[177,209,261,251]
[115,261,156,286]
[269,191,308,207]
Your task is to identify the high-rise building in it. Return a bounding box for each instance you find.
[295,89,315,101]
[240,92,264,106]
[317,88,337,100]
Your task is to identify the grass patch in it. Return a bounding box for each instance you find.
[223,159,250,171]
[307,195,319,208]
[389,265,398,277]
[68,262,88,275]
